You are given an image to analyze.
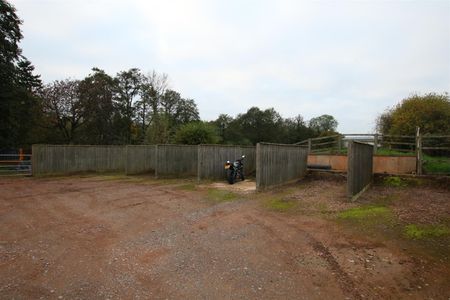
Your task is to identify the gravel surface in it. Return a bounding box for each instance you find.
[0,175,449,299]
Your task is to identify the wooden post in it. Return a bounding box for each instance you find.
[307,139,312,153]
[416,127,422,175]
[154,144,159,178]
[373,134,378,154]
[256,143,261,190]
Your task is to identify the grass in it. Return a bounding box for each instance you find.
[423,155,450,174]
[206,189,238,202]
[266,197,297,212]
[404,224,450,239]
[338,205,391,220]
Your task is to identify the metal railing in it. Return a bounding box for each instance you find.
[0,154,32,176]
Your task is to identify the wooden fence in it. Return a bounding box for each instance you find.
[32,145,127,175]
[155,144,198,177]
[197,145,256,180]
[347,141,373,200]
[256,142,308,190]
[125,145,157,175]
[32,144,256,180]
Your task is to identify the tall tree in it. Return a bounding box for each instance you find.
[39,79,83,143]
[78,68,117,144]
[114,68,143,143]
[0,0,41,148]
[235,107,284,144]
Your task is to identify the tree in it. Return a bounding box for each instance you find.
[308,114,338,135]
[234,107,285,144]
[174,122,220,145]
[39,79,84,143]
[114,68,143,143]
[136,71,168,143]
[78,68,117,144]
[376,93,450,135]
[0,0,41,148]
[283,115,314,143]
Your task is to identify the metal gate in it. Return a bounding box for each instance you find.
[0,152,32,176]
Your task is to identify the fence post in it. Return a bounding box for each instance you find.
[307,139,312,153]
[155,144,159,178]
[337,136,342,152]
[416,127,422,175]
[373,134,378,154]
[256,143,261,190]
[197,144,201,182]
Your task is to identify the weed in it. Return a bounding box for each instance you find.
[404,224,450,239]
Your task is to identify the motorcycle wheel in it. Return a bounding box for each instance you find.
[227,169,235,184]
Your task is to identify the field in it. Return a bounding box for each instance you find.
[0,174,449,299]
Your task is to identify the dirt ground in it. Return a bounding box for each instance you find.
[0,174,449,299]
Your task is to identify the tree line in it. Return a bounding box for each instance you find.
[1,0,448,151]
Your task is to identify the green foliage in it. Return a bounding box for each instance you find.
[174,122,220,145]
[309,114,338,135]
[404,224,450,239]
[383,176,408,187]
[376,93,450,135]
[338,205,391,219]
[0,0,42,148]
[423,155,450,174]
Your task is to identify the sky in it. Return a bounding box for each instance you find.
[12,0,450,133]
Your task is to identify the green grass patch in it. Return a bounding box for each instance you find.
[423,155,450,174]
[206,189,238,202]
[338,205,391,220]
[266,197,297,212]
[176,183,197,191]
[383,176,408,187]
[404,224,450,239]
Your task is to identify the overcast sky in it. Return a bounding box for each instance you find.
[12,0,450,133]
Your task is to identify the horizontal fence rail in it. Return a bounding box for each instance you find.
[296,132,450,175]
[0,154,32,176]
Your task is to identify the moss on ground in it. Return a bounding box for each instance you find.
[266,197,297,212]
[206,189,238,202]
[383,176,408,187]
[338,205,391,219]
[404,224,450,239]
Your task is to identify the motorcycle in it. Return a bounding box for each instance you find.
[224,155,245,184]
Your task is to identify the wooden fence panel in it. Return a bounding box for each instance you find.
[125,145,157,175]
[347,141,373,200]
[32,145,126,175]
[155,144,198,177]
[197,145,256,180]
[256,143,308,190]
